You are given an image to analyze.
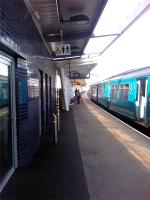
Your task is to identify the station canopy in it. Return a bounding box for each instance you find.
[24,0,150,79]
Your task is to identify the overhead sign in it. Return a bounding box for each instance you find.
[55,44,71,56]
[69,71,90,79]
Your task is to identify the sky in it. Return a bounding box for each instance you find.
[84,0,150,85]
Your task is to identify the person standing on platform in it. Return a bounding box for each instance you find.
[74,88,78,103]
[76,90,81,104]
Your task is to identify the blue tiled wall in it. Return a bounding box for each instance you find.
[0,0,56,166]
[16,59,31,166]
[0,0,50,59]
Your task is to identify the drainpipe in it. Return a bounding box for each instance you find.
[60,68,69,111]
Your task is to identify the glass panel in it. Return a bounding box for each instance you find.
[84,0,149,56]
[0,63,12,182]
[84,36,116,54]
[94,0,149,36]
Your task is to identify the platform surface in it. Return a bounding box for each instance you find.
[73,99,150,200]
[1,99,150,200]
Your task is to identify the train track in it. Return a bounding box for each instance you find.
[91,100,150,138]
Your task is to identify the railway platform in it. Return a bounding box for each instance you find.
[1,98,150,200]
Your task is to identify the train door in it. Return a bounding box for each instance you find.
[45,74,49,127]
[0,53,16,191]
[136,78,147,120]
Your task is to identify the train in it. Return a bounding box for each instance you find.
[0,75,9,108]
[89,66,150,127]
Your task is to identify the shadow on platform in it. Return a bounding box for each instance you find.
[1,108,89,200]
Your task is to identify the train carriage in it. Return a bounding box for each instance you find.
[109,78,138,120]
[97,81,111,108]
[90,66,150,127]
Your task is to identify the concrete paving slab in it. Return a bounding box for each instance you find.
[73,100,150,200]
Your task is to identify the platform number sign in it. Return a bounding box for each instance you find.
[55,44,71,56]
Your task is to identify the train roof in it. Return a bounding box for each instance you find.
[91,66,150,85]
[110,66,150,80]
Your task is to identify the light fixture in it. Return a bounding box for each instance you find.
[61,14,89,25]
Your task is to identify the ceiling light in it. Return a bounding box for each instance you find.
[61,14,89,25]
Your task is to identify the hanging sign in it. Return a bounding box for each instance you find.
[55,44,71,56]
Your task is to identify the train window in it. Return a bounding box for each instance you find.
[140,79,146,97]
[112,85,115,89]
[119,84,129,100]
[119,85,123,89]
[98,84,102,97]
[111,84,119,101]
[119,84,129,89]
[112,84,119,89]
[125,84,129,89]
